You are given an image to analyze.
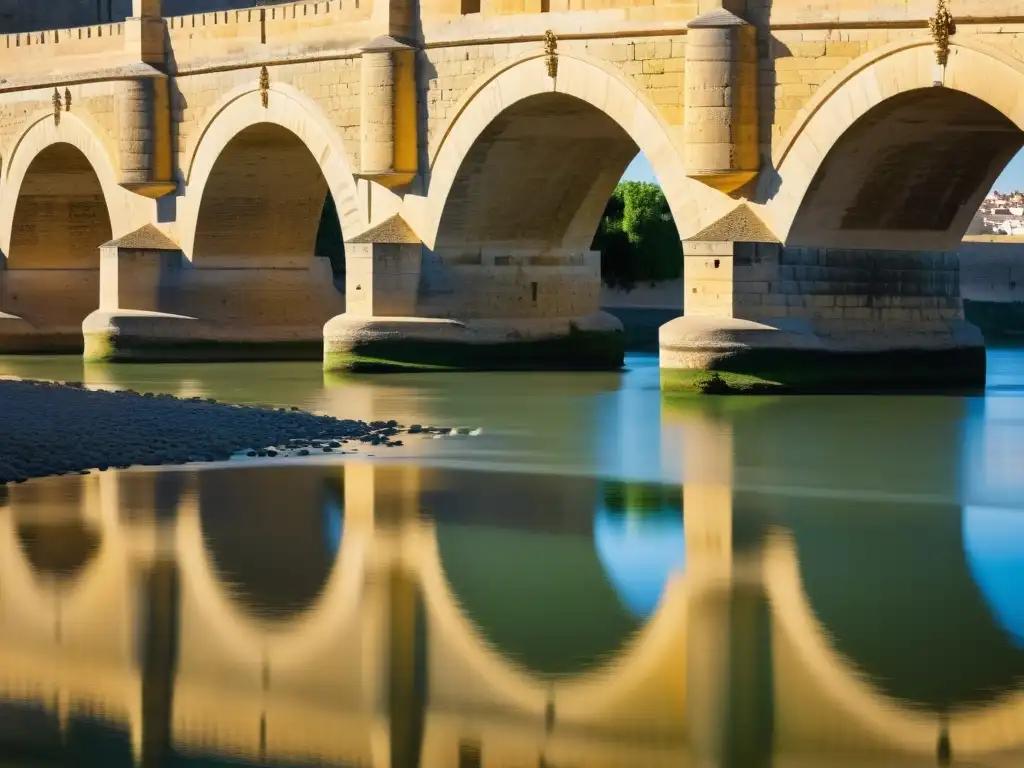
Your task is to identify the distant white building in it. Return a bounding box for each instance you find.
[996,220,1024,236]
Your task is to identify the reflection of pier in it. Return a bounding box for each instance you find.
[1,448,1024,766]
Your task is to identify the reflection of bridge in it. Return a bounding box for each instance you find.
[3,444,1024,766]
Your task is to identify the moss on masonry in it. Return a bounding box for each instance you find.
[84,334,323,363]
[661,347,987,396]
[324,327,626,373]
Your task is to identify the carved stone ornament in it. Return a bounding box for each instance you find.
[544,30,557,80]
[52,88,61,126]
[928,0,955,68]
[259,65,270,108]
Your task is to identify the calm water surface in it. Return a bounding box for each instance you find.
[0,348,1023,766]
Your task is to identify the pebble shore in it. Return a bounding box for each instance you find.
[0,378,452,485]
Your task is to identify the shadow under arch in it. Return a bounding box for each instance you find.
[766,40,1024,250]
[416,53,733,250]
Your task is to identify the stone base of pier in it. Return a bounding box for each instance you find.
[82,309,325,363]
[0,311,84,354]
[322,312,625,373]
[659,315,986,395]
[660,241,988,395]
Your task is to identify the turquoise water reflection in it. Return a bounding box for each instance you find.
[594,504,685,619]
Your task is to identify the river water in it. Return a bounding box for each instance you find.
[0,348,1022,766]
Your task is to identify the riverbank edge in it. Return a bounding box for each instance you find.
[659,347,988,395]
[0,378,414,486]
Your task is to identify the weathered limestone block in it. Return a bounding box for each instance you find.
[345,215,423,317]
[97,225,182,313]
[684,8,759,194]
[359,37,418,188]
[0,264,100,354]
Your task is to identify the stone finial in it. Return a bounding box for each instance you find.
[929,0,955,68]
[544,30,558,79]
[259,66,270,109]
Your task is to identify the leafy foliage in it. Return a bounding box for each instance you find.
[593,181,683,290]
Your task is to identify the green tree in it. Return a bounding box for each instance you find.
[593,181,683,290]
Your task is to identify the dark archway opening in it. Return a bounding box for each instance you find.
[789,89,1024,248]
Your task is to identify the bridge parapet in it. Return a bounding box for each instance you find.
[167,1,375,72]
[0,23,128,81]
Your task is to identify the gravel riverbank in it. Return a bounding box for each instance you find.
[0,378,437,485]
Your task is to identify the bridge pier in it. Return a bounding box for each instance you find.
[323,217,624,372]
[660,231,987,394]
[83,226,343,362]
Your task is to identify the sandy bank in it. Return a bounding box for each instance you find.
[0,378,420,485]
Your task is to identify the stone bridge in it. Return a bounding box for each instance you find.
[0,0,1016,390]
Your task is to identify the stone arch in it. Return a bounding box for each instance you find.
[0,113,134,347]
[415,52,733,251]
[765,40,1024,250]
[0,111,130,258]
[179,84,364,264]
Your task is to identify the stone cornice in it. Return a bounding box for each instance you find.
[0,63,163,95]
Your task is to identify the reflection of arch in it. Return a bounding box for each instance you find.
[767,41,1024,249]
[197,472,342,623]
[0,112,130,257]
[765,532,1024,757]
[16,520,101,586]
[179,85,363,261]
[594,503,685,620]
[963,506,1024,649]
[785,501,1024,712]
[174,478,366,665]
[411,519,689,718]
[416,53,732,249]
[0,512,106,611]
[436,521,642,678]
